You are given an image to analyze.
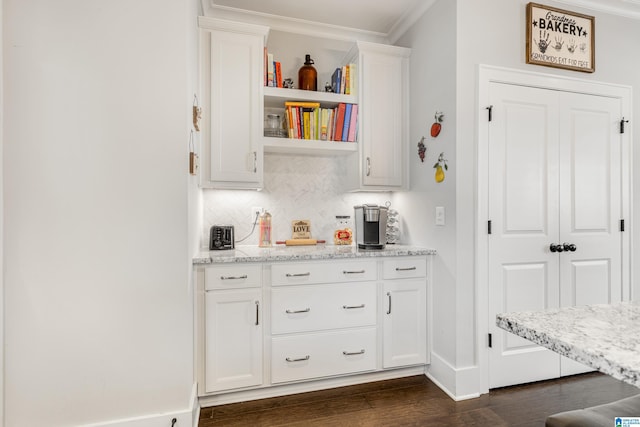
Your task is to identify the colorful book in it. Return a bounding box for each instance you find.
[320,109,329,140]
[275,61,283,88]
[303,110,311,139]
[333,103,346,141]
[344,65,351,95]
[340,65,346,94]
[347,104,358,142]
[348,64,357,96]
[267,53,274,87]
[286,106,294,138]
[331,67,342,94]
[327,108,335,141]
[342,104,352,142]
[263,48,268,86]
[284,101,321,108]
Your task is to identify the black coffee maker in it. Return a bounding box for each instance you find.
[354,204,388,249]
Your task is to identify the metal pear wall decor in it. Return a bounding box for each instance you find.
[526,2,595,73]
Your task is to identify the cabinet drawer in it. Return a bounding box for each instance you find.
[205,264,262,290]
[382,257,426,280]
[271,328,376,384]
[271,282,376,334]
[271,260,377,286]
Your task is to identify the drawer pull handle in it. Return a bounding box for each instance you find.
[286,308,311,314]
[255,301,260,326]
[220,275,248,280]
[387,292,392,315]
[285,272,311,277]
[395,266,417,271]
[343,270,366,274]
[343,304,365,310]
[286,356,310,362]
[343,349,365,356]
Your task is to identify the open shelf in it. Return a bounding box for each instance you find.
[262,137,357,156]
[264,86,357,108]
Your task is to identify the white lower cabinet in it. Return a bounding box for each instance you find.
[198,255,428,399]
[382,258,428,368]
[382,280,427,368]
[203,266,263,393]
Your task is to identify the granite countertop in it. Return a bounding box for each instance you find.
[193,244,436,264]
[496,301,640,388]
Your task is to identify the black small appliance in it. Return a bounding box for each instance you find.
[209,225,234,250]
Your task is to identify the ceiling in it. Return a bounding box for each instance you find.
[209,0,640,38]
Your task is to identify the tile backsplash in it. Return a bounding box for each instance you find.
[202,154,392,247]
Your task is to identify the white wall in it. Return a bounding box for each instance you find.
[394,0,640,399]
[4,1,198,425]
[0,0,4,423]
[393,0,460,390]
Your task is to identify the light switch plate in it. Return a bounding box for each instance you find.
[435,206,445,226]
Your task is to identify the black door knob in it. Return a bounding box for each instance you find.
[550,243,564,253]
[563,243,577,252]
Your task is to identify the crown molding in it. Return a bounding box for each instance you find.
[201,1,389,43]
[387,0,437,44]
[553,0,640,20]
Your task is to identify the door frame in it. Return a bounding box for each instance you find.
[476,65,633,394]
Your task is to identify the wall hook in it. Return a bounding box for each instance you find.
[193,94,202,131]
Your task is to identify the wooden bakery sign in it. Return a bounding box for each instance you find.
[526,2,595,73]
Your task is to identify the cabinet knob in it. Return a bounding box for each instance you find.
[563,243,577,252]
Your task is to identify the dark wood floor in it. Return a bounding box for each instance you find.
[199,373,639,426]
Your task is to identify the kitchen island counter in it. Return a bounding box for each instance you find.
[497,301,640,388]
[193,244,435,264]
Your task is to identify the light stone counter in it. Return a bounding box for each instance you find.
[497,301,640,388]
[193,244,436,264]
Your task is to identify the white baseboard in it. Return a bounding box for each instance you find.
[426,352,480,401]
[199,366,427,407]
[83,383,200,427]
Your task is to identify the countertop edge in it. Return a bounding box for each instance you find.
[496,304,640,388]
[193,245,436,265]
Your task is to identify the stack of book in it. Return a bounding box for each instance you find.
[331,64,356,95]
[265,50,283,87]
[283,102,358,142]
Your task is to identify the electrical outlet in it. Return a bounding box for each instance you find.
[250,207,263,224]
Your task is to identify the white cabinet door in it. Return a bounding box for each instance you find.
[382,279,427,368]
[355,42,409,190]
[200,20,267,189]
[205,288,262,392]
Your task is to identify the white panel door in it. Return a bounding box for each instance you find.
[488,83,561,388]
[488,83,625,388]
[558,92,622,376]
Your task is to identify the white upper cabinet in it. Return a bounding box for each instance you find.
[199,18,268,189]
[346,42,411,191]
[198,18,410,191]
